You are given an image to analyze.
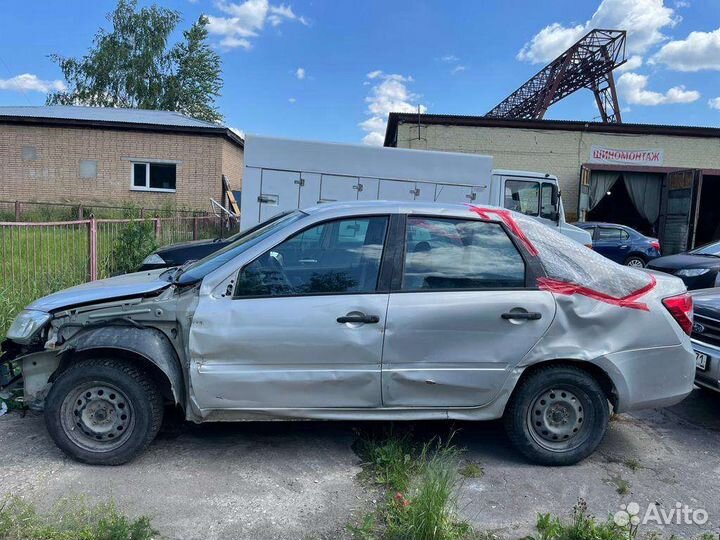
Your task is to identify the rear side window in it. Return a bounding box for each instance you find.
[235,216,388,297]
[597,227,629,241]
[402,217,525,291]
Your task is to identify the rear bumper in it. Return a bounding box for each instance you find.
[602,344,695,412]
[691,339,720,393]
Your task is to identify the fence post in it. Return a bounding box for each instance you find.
[193,217,199,240]
[154,217,161,241]
[88,215,98,281]
[14,201,21,221]
[78,205,84,220]
[140,207,145,218]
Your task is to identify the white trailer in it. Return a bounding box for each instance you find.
[241,136,591,245]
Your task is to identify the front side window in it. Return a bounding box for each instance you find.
[132,162,177,191]
[402,217,525,290]
[504,180,539,216]
[235,216,388,297]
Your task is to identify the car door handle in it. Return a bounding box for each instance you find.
[501,312,542,320]
[299,258,318,264]
[337,314,380,324]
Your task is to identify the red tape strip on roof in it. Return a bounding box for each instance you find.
[466,205,539,256]
[537,275,657,311]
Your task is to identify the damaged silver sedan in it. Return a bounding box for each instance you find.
[1,201,696,466]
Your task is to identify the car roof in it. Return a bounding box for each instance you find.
[576,221,639,232]
[302,200,485,220]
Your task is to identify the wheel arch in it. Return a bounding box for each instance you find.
[53,326,186,410]
[514,359,620,411]
[624,252,647,264]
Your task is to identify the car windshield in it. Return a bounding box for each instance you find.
[219,211,296,243]
[690,241,720,257]
[175,211,306,285]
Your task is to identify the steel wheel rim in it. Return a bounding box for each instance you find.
[60,382,136,453]
[627,259,644,268]
[526,386,592,452]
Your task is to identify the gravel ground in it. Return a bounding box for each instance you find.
[1,389,718,539]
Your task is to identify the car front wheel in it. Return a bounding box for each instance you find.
[504,365,609,466]
[44,358,164,465]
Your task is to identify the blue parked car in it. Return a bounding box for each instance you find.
[574,222,661,268]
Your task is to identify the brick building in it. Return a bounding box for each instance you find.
[385,113,720,254]
[0,106,244,212]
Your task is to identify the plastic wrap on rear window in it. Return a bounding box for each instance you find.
[510,212,654,299]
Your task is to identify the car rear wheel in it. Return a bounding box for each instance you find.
[504,365,609,466]
[624,255,646,268]
[44,358,164,465]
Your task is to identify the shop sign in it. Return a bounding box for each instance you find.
[589,145,664,166]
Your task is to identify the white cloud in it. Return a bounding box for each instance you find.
[295,67,305,80]
[207,0,307,51]
[360,71,426,146]
[440,54,459,63]
[288,97,296,103]
[518,0,678,64]
[451,65,466,75]
[616,55,643,72]
[0,73,66,93]
[709,97,720,110]
[617,72,699,105]
[652,27,720,71]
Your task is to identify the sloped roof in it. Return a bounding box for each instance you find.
[0,105,243,147]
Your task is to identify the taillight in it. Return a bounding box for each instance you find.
[585,243,593,250]
[650,240,661,252]
[662,293,693,335]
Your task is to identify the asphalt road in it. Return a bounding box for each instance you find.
[1,389,718,539]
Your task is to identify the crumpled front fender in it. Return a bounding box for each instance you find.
[59,325,186,407]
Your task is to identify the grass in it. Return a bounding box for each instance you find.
[458,463,484,479]
[528,499,635,540]
[349,429,473,540]
[623,459,641,472]
[0,496,156,540]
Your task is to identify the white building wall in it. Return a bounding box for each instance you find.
[395,122,720,220]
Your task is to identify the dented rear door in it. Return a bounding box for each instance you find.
[381,215,555,407]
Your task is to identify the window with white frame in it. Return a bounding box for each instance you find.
[131,162,177,192]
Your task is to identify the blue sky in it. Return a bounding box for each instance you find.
[0,0,718,144]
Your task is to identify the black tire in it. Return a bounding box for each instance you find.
[44,358,164,465]
[623,255,646,268]
[504,365,609,466]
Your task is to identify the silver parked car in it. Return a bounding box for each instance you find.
[2,201,696,466]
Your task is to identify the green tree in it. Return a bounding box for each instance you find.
[47,0,223,123]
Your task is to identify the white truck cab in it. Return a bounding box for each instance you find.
[240,136,591,246]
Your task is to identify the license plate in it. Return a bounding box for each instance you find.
[696,352,708,371]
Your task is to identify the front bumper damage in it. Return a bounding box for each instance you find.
[1,340,61,410]
[0,341,23,389]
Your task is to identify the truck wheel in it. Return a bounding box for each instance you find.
[504,365,609,466]
[624,255,646,268]
[44,358,164,465]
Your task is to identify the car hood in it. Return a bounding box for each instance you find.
[647,253,720,270]
[27,269,172,313]
[691,288,720,317]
